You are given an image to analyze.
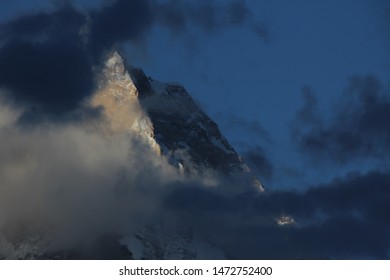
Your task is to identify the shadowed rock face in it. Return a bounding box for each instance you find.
[145,84,244,173]
[91,50,264,192]
[114,52,264,192]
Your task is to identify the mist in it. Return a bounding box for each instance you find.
[0,97,184,258]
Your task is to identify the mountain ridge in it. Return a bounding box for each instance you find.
[93,50,264,193]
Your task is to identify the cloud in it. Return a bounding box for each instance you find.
[88,0,153,58]
[0,95,389,259]
[0,99,184,259]
[165,170,390,259]
[0,0,267,118]
[293,75,390,164]
[0,5,85,44]
[0,97,262,260]
[0,5,93,117]
[0,40,93,115]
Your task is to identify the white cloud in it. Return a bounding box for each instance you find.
[0,99,184,257]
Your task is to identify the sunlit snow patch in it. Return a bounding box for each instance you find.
[276,215,295,226]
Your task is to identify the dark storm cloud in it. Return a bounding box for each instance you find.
[0,40,93,115]
[165,170,390,259]
[0,0,154,115]
[293,75,390,163]
[88,0,153,59]
[0,6,85,44]
[0,13,52,39]
[0,0,266,118]
[0,5,92,116]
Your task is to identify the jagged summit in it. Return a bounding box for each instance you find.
[92,51,264,192]
[106,51,125,68]
[102,50,138,99]
[91,50,161,153]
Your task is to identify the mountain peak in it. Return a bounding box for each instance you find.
[105,50,128,77]
[92,52,264,192]
[91,51,160,155]
[106,51,125,66]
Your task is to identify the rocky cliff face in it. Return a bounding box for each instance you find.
[91,51,161,154]
[93,51,264,193]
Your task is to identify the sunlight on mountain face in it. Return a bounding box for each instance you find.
[91,51,263,192]
[91,51,161,154]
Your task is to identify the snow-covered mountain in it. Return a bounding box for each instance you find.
[90,51,265,259]
[93,51,264,193]
[0,51,265,260]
